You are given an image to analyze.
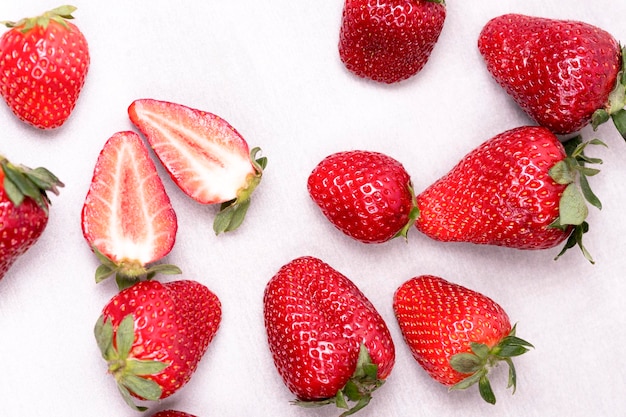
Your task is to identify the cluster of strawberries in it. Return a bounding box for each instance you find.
[0,2,623,417]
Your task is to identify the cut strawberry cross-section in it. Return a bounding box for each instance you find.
[128,99,267,234]
[81,131,180,289]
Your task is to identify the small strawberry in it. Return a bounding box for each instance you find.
[478,14,626,139]
[151,411,197,417]
[263,256,395,416]
[339,0,446,83]
[415,126,604,262]
[0,5,90,129]
[0,155,63,280]
[94,280,222,411]
[307,150,418,243]
[81,131,179,289]
[393,275,533,404]
[128,99,267,234]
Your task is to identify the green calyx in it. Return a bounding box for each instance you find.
[548,136,606,263]
[592,45,626,141]
[394,182,420,241]
[293,344,384,416]
[94,314,169,411]
[449,324,533,405]
[1,5,77,32]
[213,147,267,235]
[0,156,63,215]
[92,246,181,291]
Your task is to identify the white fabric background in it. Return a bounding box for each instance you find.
[1,1,625,416]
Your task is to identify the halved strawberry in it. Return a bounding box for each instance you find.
[81,131,179,289]
[128,99,267,234]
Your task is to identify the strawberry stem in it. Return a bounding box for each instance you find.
[1,5,77,32]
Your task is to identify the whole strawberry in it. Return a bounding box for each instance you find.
[393,275,533,404]
[151,410,197,417]
[128,98,267,234]
[263,256,395,416]
[339,0,446,83]
[94,280,222,411]
[81,131,179,289]
[415,126,603,262]
[478,14,626,138]
[308,150,417,243]
[0,155,63,280]
[0,5,90,129]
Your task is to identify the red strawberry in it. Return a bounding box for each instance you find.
[94,280,221,411]
[128,99,267,234]
[393,275,533,404]
[307,150,418,243]
[339,0,446,83]
[0,155,62,280]
[263,256,395,416]
[0,5,90,129]
[415,126,604,262]
[81,131,179,288]
[478,14,626,138]
[151,411,197,417]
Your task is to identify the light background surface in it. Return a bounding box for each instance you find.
[1,1,625,416]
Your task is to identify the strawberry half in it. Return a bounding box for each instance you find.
[414,126,604,262]
[0,5,90,129]
[263,256,395,416]
[307,150,418,243]
[128,99,267,234]
[393,275,533,404]
[81,131,179,289]
[94,280,221,411]
[0,155,63,280]
[339,0,446,83]
[478,14,626,139]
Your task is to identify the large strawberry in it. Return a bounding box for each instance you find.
[0,5,90,129]
[128,99,267,234]
[81,131,179,289]
[263,256,395,416]
[415,126,604,262]
[0,155,63,280]
[307,150,418,243]
[339,0,446,83]
[94,280,222,411]
[393,275,533,404]
[151,411,197,417]
[478,14,626,139]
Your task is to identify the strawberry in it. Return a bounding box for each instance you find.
[338,0,446,83]
[81,131,179,289]
[307,150,418,243]
[128,99,267,234]
[151,411,197,417]
[393,275,533,404]
[0,5,90,129]
[414,126,604,262]
[478,14,626,139]
[263,256,395,416]
[0,155,62,280]
[94,279,221,411]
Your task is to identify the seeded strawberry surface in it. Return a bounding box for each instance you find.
[478,14,621,134]
[416,126,570,249]
[308,150,415,243]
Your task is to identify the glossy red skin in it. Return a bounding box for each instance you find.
[0,20,90,129]
[393,275,511,386]
[263,256,395,401]
[308,150,414,243]
[416,126,570,249]
[101,280,221,399]
[339,0,446,83]
[478,14,621,134]
[0,169,48,280]
[151,411,197,417]
[81,131,177,265]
